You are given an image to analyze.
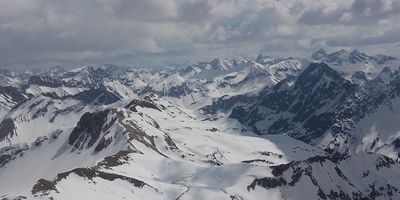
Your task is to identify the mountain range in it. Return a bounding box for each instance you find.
[1,49,400,199]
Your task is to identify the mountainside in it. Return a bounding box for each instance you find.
[229,63,400,157]
[3,95,400,200]
[1,49,400,199]
[230,62,354,141]
[311,48,399,78]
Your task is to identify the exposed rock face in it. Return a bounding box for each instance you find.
[28,75,63,88]
[68,110,111,151]
[0,86,27,104]
[0,118,17,142]
[231,63,354,142]
[31,179,57,194]
[96,150,132,168]
[32,167,151,195]
[125,99,163,112]
[70,88,121,105]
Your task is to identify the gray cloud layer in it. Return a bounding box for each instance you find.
[0,0,399,69]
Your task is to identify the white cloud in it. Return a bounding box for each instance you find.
[0,0,399,69]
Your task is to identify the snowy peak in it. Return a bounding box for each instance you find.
[184,58,246,80]
[240,63,269,82]
[256,53,273,65]
[268,59,303,84]
[0,69,23,87]
[20,64,137,102]
[149,73,191,97]
[349,49,368,63]
[62,66,105,88]
[154,74,185,90]
[312,48,398,67]
[323,49,368,65]
[209,57,235,71]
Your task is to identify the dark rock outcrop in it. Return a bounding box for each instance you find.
[68,110,111,151]
[0,118,16,142]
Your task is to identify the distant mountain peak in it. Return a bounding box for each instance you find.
[312,48,370,65]
[256,53,273,65]
[375,67,394,84]
[351,48,361,54]
[374,54,398,64]
[209,57,234,71]
[336,49,348,54]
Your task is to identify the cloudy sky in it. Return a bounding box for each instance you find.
[1,0,399,69]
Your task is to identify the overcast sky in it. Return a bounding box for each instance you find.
[1,0,399,69]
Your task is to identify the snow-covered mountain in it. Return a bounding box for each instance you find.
[311,48,399,79]
[228,62,400,157]
[1,50,400,199]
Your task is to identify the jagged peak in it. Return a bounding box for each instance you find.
[350,49,368,57]
[351,48,361,54]
[335,49,349,54]
[209,57,234,71]
[156,73,185,87]
[256,53,273,64]
[374,67,394,84]
[125,98,163,112]
[66,65,97,74]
